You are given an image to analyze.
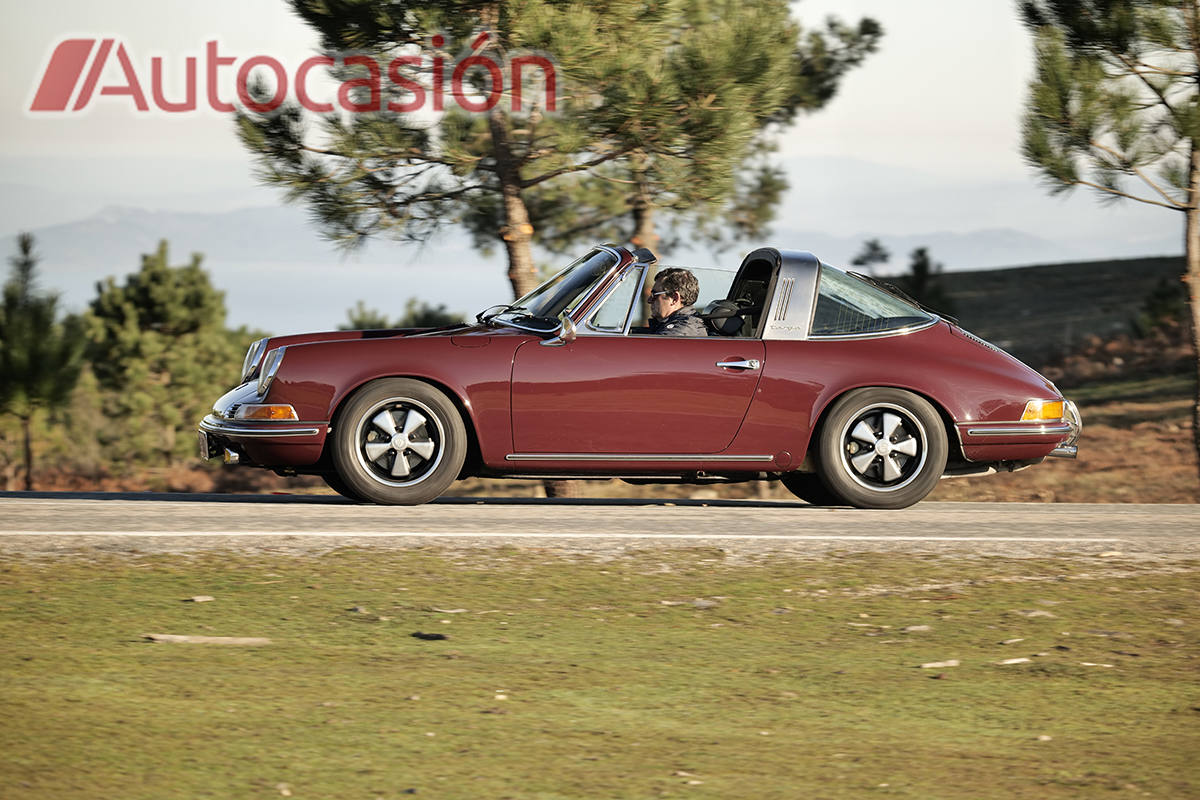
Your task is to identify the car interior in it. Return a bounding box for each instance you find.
[702,255,775,337]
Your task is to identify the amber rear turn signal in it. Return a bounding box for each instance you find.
[234,404,299,421]
[1020,399,1064,421]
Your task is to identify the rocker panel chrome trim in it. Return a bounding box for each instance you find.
[505,453,775,462]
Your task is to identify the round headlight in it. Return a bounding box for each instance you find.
[240,338,269,384]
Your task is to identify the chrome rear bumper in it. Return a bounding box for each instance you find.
[1048,400,1082,459]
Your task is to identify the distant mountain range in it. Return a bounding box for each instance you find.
[2,201,1098,270]
[0,194,1181,336]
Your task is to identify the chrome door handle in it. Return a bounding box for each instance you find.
[716,359,761,370]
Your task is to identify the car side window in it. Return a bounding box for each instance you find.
[811,266,932,336]
[587,267,642,333]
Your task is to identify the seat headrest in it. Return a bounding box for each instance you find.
[701,299,744,336]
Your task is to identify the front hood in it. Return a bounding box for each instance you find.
[267,322,476,349]
[249,323,482,376]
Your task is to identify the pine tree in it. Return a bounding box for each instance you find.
[0,233,84,490]
[851,238,891,272]
[896,247,955,316]
[450,5,881,260]
[239,1,880,286]
[1020,1,1200,484]
[85,241,243,468]
[340,298,464,329]
[238,0,880,498]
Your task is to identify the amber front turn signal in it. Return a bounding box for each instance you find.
[1020,399,1064,422]
[234,404,299,421]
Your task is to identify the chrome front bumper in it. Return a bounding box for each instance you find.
[199,415,321,438]
[197,382,326,462]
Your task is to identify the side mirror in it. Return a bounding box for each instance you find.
[540,315,577,347]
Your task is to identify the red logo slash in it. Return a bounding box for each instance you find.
[29,39,97,111]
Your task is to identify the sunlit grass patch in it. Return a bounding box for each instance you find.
[0,550,1196,799]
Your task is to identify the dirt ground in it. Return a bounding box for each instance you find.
[928,396,1198,504]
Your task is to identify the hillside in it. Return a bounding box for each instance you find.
[936,255,1184,366]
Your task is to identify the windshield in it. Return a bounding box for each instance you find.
[486,248,620,333]
[811,265,933,336]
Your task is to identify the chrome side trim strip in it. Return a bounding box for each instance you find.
[505,453,775,462]
[200,416,323,438]
[964,424,1073,437]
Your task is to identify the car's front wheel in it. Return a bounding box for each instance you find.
[331,378,467,505]
[816,388,947,509]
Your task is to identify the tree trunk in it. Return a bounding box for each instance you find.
[487,107,540,300]
[21,413,33,491]
[487,101,580,498]
[629,155,660,257]
[631,192,659,256]
[1185,147,1200,491]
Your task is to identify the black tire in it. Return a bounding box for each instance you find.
[331,378,467,505]
[321,472,365,502]
[815,387,947,510]
[780,472,842,506]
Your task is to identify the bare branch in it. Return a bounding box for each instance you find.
[1133,62,1193,75]
[1089,139,1188,208]
[1071,177,1189,210]
[521,147,635,190]
[300,143,460,169]
[544,212,624,243]
[1111,51,1177,114]
[589,172,639,186]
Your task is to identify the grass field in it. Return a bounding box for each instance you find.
[1,549,1196,799]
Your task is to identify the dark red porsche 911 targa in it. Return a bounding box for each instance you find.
[199,244,1080,508]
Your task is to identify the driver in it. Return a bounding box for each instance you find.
[648,268,708,336]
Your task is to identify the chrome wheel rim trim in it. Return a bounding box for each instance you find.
[836,402,928,493]
[353,397,445,488]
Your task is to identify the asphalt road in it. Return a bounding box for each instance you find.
[0,492,1196,560]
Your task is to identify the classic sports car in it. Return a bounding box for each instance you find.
[199,244,1080,509]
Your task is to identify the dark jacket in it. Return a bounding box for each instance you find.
[649,305,708,337]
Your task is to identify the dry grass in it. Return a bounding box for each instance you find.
[1,550,1197,799]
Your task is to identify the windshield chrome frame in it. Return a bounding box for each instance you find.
[582,264,648,336]
[497,243,629,340]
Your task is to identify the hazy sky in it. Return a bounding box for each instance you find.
[5,1,1031,175]
[781,1,1032,179]
[0,1,1182,276]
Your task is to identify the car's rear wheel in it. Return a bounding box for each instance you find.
[816,388,947,509]
[331,378,466,505]
[780,472,842,506]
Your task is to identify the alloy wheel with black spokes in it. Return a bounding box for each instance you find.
[816,387,947,509]
[357,400,442,484]
[332,378,467,505]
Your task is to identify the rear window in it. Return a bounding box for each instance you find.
[810,266,932,336]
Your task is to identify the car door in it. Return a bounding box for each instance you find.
[510,333,765,455]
